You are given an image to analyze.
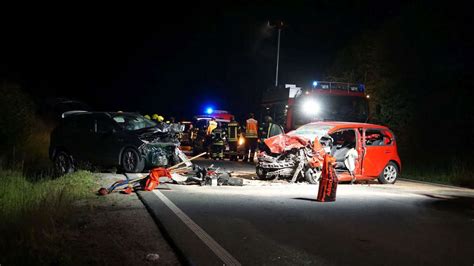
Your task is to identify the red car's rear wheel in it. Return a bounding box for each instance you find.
[377,162,399,184]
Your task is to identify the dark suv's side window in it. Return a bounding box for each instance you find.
[75,115,95,133]
[60,117,77,131]
[61,115,93,133]
[95,116,116,134]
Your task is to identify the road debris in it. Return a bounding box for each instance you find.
[145,253,160,262]
[97,173,143,195]
[170,164,243,186]
[97,152,207,195]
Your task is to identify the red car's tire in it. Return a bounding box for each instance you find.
[256,166,267,179]
[377,162,399,184]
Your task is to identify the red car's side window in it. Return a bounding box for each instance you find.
[365,129,392,146]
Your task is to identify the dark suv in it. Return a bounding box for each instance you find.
[49,112,182,174]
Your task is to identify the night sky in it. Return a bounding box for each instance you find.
[0,1,456,120]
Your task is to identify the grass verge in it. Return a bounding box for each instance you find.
[402,157,474,188]
[0,170,96,265]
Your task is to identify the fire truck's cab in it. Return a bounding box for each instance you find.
[261,81,369,131]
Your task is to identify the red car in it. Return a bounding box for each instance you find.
[289,122,401,184]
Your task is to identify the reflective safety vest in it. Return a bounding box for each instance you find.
[207,120,218,135]
[211,128,224,145]
[260,122,274,139]
[245,118,258,138]
[227,121,240,141]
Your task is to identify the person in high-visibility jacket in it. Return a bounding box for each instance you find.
[227,118,241,161]
[205,118,218,156]
[259,115,274,140]
[244,113,258,162]
[206,118,218,135]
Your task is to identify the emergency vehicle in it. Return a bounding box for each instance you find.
[261,81,369,131]
[190,110,245,157]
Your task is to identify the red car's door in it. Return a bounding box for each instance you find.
[362,128,394,177]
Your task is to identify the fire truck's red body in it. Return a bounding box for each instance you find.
[262,81,369,131]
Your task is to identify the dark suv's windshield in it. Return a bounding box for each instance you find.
[112,114,157,131]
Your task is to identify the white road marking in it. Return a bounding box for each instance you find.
[152,189,241,266]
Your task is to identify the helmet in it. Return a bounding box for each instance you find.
[144,114,151,120]
[152,114,164,122]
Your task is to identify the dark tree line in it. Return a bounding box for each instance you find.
[0,80,34,154]
[327,2,473,162]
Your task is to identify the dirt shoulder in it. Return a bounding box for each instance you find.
[63,173,180,265]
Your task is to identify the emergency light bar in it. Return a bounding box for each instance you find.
[310,81,365,93]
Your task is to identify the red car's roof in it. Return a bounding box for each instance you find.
[307,121,389,131]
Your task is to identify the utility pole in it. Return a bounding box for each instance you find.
[269,20,284,87]
[275,27,281,87]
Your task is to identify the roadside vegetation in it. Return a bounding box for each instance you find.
[0,170,96,265]
[0,81,97,264]
[402,157,474,188]
[0,80,53,177]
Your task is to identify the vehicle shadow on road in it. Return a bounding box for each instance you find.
[421,194,474,217]
[292,197,321,202]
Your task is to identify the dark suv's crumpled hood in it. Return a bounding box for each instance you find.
[136,123,183,143]
[135,126,163,137]
[136,124,185,167]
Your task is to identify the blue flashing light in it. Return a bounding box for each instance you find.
[205,107,214,114]
[358,84,365,92]
[312,81,318,87]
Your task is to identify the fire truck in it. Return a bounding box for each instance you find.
[261,81,370,131]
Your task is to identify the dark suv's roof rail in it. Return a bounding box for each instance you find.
[61,110,88,118]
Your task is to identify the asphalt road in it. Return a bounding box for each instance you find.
[136,159,474,266]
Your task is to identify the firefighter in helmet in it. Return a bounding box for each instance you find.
[243,113,258,163]
[210,122,225,160]
[227,117,241,161]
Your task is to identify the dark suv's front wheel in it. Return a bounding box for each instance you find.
[121,148,145,173]
[54,151,74,176]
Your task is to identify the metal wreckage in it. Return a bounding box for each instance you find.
[137,123,187,168]
[256,133,358,184]
[137,122,242,186]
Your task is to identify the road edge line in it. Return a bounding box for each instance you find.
[152,189,241,266]
[135,189,190,266]
[399,178,473,190]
